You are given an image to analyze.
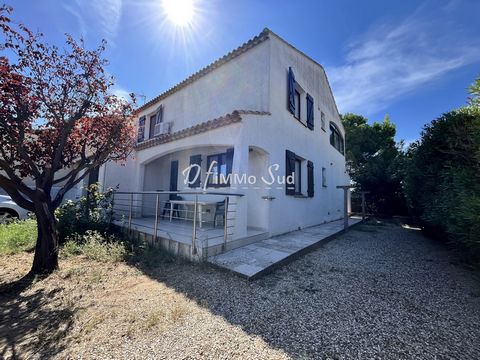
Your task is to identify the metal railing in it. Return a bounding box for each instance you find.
[111,190,244,258]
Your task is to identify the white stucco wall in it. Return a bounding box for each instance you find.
[102,32,349,240]
[137,40,271,139]
[237,35,349,236]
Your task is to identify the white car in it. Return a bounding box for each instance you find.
[0,195,30,223]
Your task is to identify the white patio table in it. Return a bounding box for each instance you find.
[169,200,217,228]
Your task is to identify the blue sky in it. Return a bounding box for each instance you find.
[6,0,480,142]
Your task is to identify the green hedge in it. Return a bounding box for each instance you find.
[405,106,480,263]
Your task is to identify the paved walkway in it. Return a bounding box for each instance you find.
[208,217,362,279]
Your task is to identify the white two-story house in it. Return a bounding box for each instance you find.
[100,28,348,258]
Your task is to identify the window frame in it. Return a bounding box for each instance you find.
[294,89,301,120]
[329,122,345,155]
[322,167,327,187]
[294,157,302,194]
[206,152,230,187]
[321,112,326,132]
[149,114,157,139]
[137,116,146,142]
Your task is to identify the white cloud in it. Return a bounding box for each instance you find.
[64,0,123,44]
[327,2,480,115]
[111,86,132,101]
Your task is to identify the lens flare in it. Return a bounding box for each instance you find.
[162,0,195,26]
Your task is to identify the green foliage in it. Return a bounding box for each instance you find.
[404,107,480,262]
[0,219,37,255]
[56,184,116,241]
[61,230,127,263]
[468,75,480,108]
[342,113,407,215]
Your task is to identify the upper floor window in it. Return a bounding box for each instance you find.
[137,116,146,142]
[321,112,326,131]
[294,90,301,120]
[151,105,164,138]
[149,115,157,139]
[329,122,344,155]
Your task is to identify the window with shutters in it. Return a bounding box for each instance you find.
[294,90,301,120]
[137,116,146,142]
[306,94,314,130]
[287,67,296,114]
[207,153,227,187]
[329,122,345,155]
[307,161,314,197]
[294,158,301,193]
[286,150,308,197]
[153,105,165,136]
[206,149,234,187]
[287,67,309,127]
[149,115,156,139]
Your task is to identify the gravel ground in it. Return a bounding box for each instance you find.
[1,220,480,359]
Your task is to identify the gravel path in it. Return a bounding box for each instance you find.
[143,221,480,359]
[2,221,480,359]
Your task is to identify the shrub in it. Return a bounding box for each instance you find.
[0,219,37,255]
[405,106,480,263]
[56,184,116,241]
[62,230,126,263]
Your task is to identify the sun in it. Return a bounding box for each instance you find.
[162,0,195,26]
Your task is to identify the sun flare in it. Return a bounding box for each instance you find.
[162,0,195,26]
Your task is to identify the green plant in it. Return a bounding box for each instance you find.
[341,113,408,216]
[405,106,480,263]
[0,219,37,255]
[61,230,126,263]
[56,184,117,241]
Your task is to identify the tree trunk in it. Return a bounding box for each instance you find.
[30,200,59,275]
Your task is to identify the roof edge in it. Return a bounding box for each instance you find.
[135,29,271,114]
[134,110,270,151]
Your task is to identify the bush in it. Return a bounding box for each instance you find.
[62,230,126,263]
[0,219,37,255]
[405,106,480,263]
[56,184,116,241]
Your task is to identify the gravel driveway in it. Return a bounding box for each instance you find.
[144,220,480,359]
[2,220,479,359]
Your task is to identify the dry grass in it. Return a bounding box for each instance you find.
[0,253,287,360]
[2,223,480,359]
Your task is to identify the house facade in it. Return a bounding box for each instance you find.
[101,28,348,248]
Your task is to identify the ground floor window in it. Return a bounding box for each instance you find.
[294,158,302,194]
[207,150,233,187]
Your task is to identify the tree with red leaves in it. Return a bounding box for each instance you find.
[0,6,136,275]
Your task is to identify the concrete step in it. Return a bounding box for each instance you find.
[204,230,269,257]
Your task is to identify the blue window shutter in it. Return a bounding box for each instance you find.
[226,148,234,176]
[285,150,296,195]
[288,67,296,114]
[137,116,146,142]
[189,154,202,188]
[306,94,314,130]
[307,160,314,197]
